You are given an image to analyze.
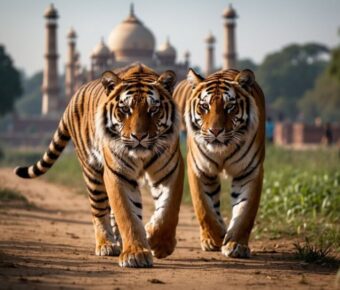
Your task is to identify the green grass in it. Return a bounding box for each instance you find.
[1,144,339,251]
[256,146,340,250]
[0,187,28,202]
[180,144,340,251]
[294,237,338,266]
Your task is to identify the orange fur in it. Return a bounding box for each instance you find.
[15,64,184,267]
[174,68,265,258]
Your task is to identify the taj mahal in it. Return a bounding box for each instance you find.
[43,3,238,116]
[2,3,238,147]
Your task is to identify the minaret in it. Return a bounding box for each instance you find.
[41,4,60,116]
[205,32,216,75]
[65,27,77,101]
[222,4,237,69]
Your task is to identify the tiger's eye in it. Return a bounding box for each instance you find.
[200,103,209,111]
[149,106,159,114]
[120,106,130,114]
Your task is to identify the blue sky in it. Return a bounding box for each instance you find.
[0,0,339,76]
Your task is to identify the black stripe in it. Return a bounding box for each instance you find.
[233,158,262,182]
[94,212,108,218]
[156,206,165,211]
[91,203,109,211]
[40,159,53,168]
[196,143,219,168]
[223,143,241,163]
[231,132,257,165]
[191,151,217,181]
[155,143,178,174]
[240,178,255,188]
[83,170,102,185]
[213,201,220,208]
[72,87,89,160]
[203,180,219,186]
[245,97,250,129]
[205,184,221,198]
[53,140,64,152]
[130,199,142,209]
[144,148,165,170]
[232,198,247,207]
[137,214,143,220]
[32,164,43,176]
[153,191,163,200]
[87,186,106,196]
[58,127,70,141]
[106,161,138,187]
[112,151,135,171]
[153,159,179,187]
[47,149,59,160]
[233,146,263,182]
[88,194,108,203]
[231,192,240,198]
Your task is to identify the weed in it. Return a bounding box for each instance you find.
[294,237,338,265]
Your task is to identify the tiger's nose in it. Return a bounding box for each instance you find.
[209,128,223,137]
[131,132,147,141]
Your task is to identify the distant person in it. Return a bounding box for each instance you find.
[323,122,333,146]
[265,117,275,143]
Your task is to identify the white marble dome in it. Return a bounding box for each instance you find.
[92,38,111,58]
[108,5,155,61]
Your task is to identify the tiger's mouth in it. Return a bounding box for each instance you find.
[127,144,153,159]
[209,140,224,145]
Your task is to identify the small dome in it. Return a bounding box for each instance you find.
[44,4,58,19]
[92,38,111,58]
[205,32,216,44]
[67,27,77,39]
[108,4,155,61]
[223,4,237,19]
[157,38,176,57]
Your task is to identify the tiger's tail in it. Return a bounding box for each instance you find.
[14,116,71,179]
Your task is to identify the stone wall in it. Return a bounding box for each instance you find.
[274,122,340,147]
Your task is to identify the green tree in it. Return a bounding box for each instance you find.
[256,43,329,119]
[15,71,43,116]
[237,58,258,72]
[299,46,340,122]
[0,45,22,116]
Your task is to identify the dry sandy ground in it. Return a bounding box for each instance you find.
[0,168,338,290]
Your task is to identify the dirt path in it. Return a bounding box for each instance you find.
[0,168,338,290]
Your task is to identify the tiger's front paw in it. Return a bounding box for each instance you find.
[221,241,250,258]
[145,222,176,259]
[201,238,221,252]
[118,247,153,268]
[95,240,121,256]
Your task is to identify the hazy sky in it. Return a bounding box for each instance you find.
[0,0,339,77]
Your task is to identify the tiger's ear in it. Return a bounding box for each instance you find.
[235,69,255,91]
[187,68,204,89]
[157,70,176,94]
[101,71,121,96]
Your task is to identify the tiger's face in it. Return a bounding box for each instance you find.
[185,69,258,152]
[100,69,177,158]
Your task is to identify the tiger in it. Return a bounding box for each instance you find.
[15,63,184,268]
[173,68,265,258]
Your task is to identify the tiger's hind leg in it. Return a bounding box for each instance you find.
[221,166,263,258]
[84,169,121,256]
[187,153,226,252]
